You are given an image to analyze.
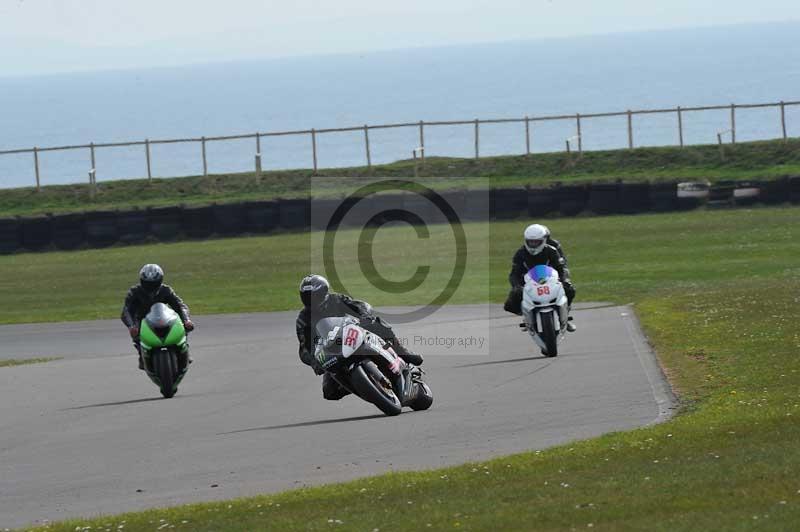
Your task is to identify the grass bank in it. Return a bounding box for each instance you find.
[13,206,800,531]
[2,137,799,217]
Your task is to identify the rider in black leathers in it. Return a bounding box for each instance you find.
[295,274,423,400]
[121,264,194,369]
[503,225,576,330]
[546,235,567,264]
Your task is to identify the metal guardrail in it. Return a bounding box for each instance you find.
[0,100,798,191]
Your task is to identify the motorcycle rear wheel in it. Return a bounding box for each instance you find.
[351,361,402,416]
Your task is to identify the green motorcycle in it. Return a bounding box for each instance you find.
[139,303,190,398]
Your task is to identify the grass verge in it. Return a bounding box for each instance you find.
[0,357,60,368]
[2,137,799,216]
[15,206,800,531]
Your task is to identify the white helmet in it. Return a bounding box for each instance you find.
[540,224,551,239]
[523,224,548,255]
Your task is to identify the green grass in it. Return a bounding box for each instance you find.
[1,206,797,325]
[15,206,800,531]
[0,357,60,368]
[2,137,799,217]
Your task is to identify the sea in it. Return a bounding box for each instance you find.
[1,22,799,189]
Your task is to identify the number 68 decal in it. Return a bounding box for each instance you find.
[537,286,551,296]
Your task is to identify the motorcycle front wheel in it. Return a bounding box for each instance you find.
[351,361,402,416]
[540,312,559,357]
[153,348,179,398]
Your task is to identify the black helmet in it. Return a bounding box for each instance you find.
[299,274,330,307]
[139,264,164,296]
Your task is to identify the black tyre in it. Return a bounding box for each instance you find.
[540,312,558,357]
[350,361,402,416]
[154,349,178,398]
[408,380,434,411]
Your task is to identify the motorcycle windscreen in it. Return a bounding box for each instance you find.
[145,303,179,329]
[528,265,557,284]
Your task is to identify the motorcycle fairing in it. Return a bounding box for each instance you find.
[139,303,187,352]
[341,323,365,358]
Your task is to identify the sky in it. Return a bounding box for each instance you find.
[2,0,799,76]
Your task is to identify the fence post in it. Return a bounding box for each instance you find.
[565,139,571,154]
[201,136,208,176]
[780,101,787,141]
[717,133,726,161]
[33,147,41,191]
[418,120,425,165]
[677,107,684,147]
[627,110,634,149]
[525,116,531,156]
[145,139,152,181]
[730,103,737,144]
[255,133,262,184]
[90,142,96,178]
[255,154,262,184]
[311,128,318,174]
[576,113,583,154]
[474,119,480,160]
[363,125,372,170]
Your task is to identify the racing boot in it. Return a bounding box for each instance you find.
[503,286,524,316]
[390,340,424,366]
[503,299,522,316]
[322,373,350,400]
[566,315,577,333]
[177,350,193,369]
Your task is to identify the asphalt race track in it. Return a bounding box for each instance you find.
[0,304,674,529]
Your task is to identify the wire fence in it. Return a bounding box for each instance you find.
[1,99,797,191]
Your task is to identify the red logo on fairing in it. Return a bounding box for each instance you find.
[344,328,360,347]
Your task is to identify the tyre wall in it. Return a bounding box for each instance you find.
[1,178,796,254]
[0,217,21,254]
[52,213,86,250]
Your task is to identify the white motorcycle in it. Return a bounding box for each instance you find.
[521,265,570,357]
[314,316,433,416]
